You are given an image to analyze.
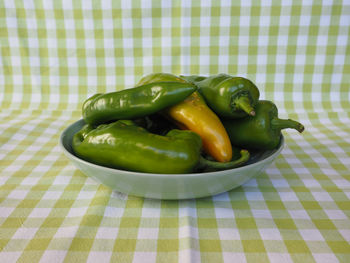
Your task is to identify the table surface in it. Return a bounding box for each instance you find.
[1,1,349,262]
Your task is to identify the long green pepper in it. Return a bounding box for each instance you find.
[82,81,197,125]
[72,120,250,174]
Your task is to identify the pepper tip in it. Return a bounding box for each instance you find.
[298,124,305,133]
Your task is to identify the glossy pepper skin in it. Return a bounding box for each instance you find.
[222,100,305,150]
[72,120,250,174]
[137,73,234,163]
[165,91,234,163]
[73,120,201,174]
[82,81,197,125]
[181,73,260,118]
[137,72,186,86]
[179,75,207,83]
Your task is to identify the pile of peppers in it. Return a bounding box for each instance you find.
[73,73,304,174]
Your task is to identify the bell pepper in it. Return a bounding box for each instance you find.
[181,73,260,118]
[136,73,234,163]
[72,120,250,174]
[82,81,197,125]
[222,100,305,150]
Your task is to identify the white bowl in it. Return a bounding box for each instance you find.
[60,119,284,200]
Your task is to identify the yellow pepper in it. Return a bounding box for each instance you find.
[165,91,233,163]
[137,73,233,163]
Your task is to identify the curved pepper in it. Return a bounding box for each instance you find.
[165,91,234,163]
[72,120,250,174]
[82,81,197,125]
[222,100,305,150]
[136,73,234,163]
[182,73,260,118]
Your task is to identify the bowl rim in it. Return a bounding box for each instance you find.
[59,119,285,178]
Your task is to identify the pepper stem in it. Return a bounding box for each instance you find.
[271,118,305,133]
[233,96,255,116]
[198,150,250,171]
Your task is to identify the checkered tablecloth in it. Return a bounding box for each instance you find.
[1,1,349,262]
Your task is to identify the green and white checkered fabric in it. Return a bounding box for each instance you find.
[1,1,349,262]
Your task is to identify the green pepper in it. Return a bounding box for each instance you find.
[82,81,197,125]
[180,74,207,83]
[181,73,260,118]
[222,100,305,150]
[72,120,250,174]
[137,72,186,86]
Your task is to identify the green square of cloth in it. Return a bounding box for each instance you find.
[245,253,270,263]
[265,200,287,210]
[242,240,266,253]
[200,252,225,263]
[159,217,179,228]
[69,237,94,251]
[80,215,104,227]
[274,219,298,230]
[327,241,350,254]
[312,219,337,230]
[199,239,222,252]
[109,252,135,263]
[155,252,178,262]
[157,239,179,252]
[113,239,137,252]
[236,218,258,229]
[284,240,311,253]
[197,218,218,228]
[290,254,317,263]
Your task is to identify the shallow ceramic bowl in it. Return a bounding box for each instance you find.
[60,119,284,200]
